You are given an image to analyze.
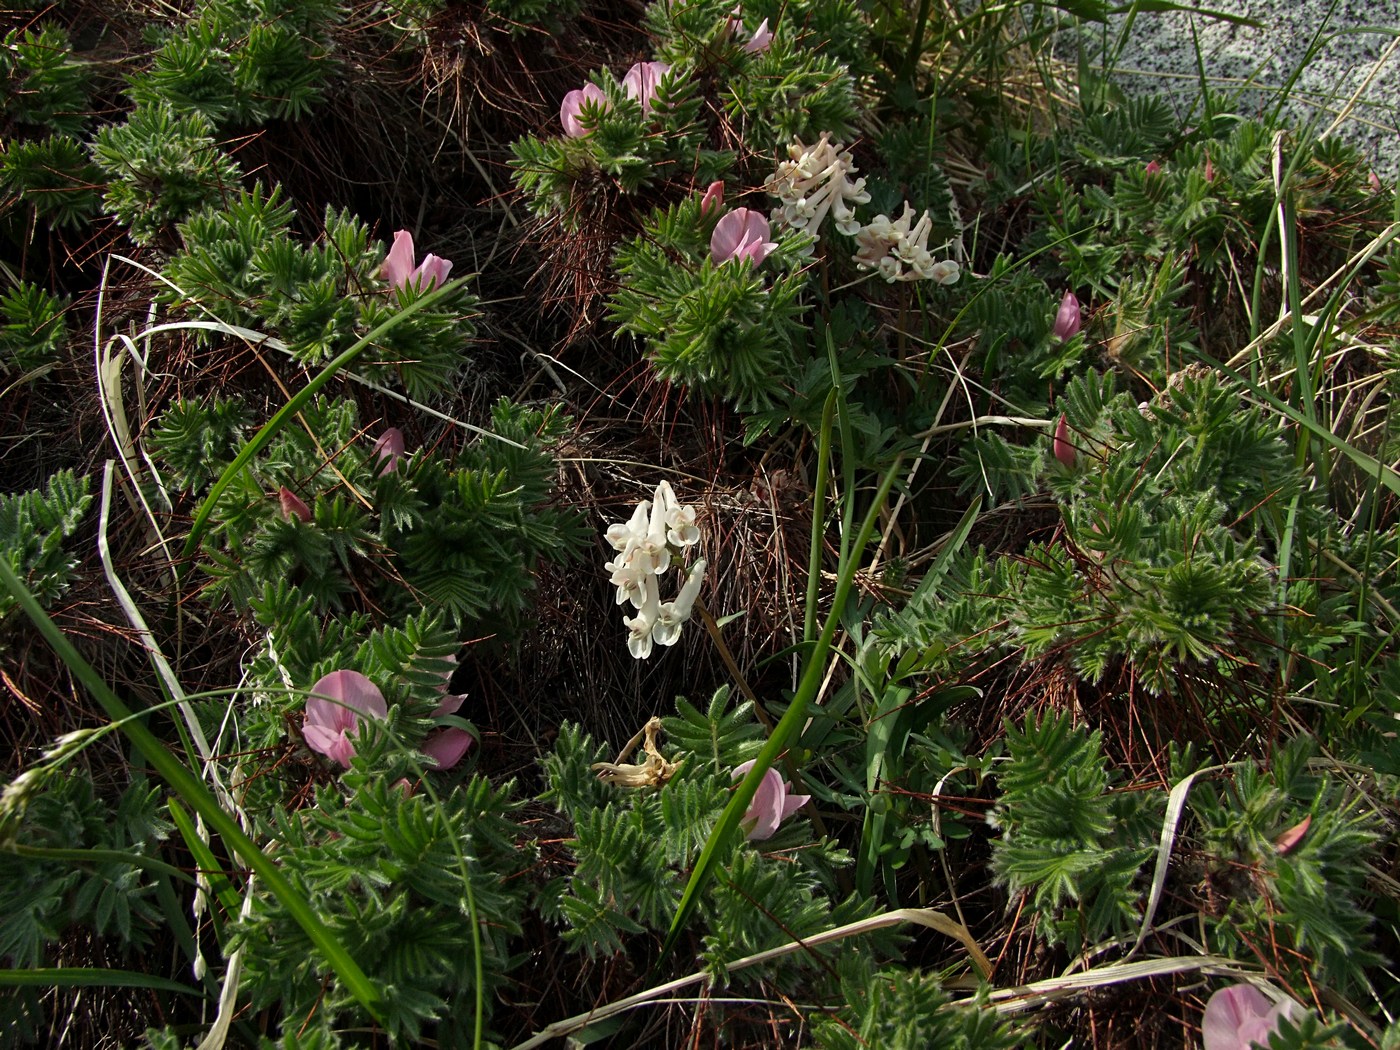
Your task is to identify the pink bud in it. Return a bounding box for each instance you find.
[278,486,311,523]
[1369,170,1383,193]
[1053,414,1076,469]
[710,207,777,267]
[699,180,724,217]
[1274,815,1310,855]
[1204,151,1214,183]
[372,427,406,475]
[1053,289,1081,341]
[560,82,608,138]
[1144,160,1161,176]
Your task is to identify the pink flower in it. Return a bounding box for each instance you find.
[699,180,724,217]
[1144,159,1162,176]
[303,670,388,768]
[710,208,777,267]
[622,61,670,116]
[743,17,772,53]
[560,82,608,137]
[372,427,406,476]
[381,230,453,292]
[1053,413,1076,469]
[1053,289,1081,341]
[732,760,809,841]
[422,656,475,771]
[277,486,311,523]
[1202,985,1298,1050]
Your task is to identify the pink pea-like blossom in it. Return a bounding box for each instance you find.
[1201,984,1298,1050]
[710,208,777,267]
[560,82,608,137]
[381,230,452,292]
[732,760,809,841]
[303,670,389,768]
[1053,289,1081,341]
[372,427,406,476]
[622,61,670,116]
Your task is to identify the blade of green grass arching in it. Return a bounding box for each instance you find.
[657,452,904,966]
[179,276,469,567]
[0,559,383,1021]
[804,392,837,646]
[0,968,198,995]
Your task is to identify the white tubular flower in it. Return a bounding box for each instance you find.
[605,551,650,607]
[653,559,706,647]
[766,133,870,239]
[623,576,660,659]
[605,500,651,552]
[852,201,960,284]
[654,480,700,548]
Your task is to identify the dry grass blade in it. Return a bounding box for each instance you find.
[510,907,990,1050]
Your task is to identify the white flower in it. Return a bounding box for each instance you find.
[765,134,871,239]
[654,480,700,547]
[605,500,651,552]
[623,577,660,659]
[852,201,960,284]
[653,559,706,647]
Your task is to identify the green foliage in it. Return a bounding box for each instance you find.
[151,394,583,633]
[541,699,882,982]
[233,772,526,1045]
[511,63,711,217]
[127,0,340,125]
[0,134,102,228]
[814,972,1026,1050]
[0,281,68,374]
[161,187,475,398]
[90,102,244,244]
[662,687,765,775]
[1191,737,1384,993]
[0,775,172,968]
[989,713,1160,952]
[610,193,813,409]
[0,470,91,620]
[0,25,92,136]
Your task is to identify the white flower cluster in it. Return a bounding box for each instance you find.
[765,133,871,237]
[852,202,961,284]
[603,481,706,659]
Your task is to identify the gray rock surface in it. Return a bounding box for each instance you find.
[1097,0,1399,177]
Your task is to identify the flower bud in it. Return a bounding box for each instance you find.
[1053,414,1076,469]
[1053,290,1081,342]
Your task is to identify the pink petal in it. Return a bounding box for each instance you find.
[744,18,772,53]
[561,83,606,137]
[372,427,406,475]
[733,762,787,841]
[622,61,670,115]
[1202,985,1274,1050]
[432,692,465,719]
[413,253,452,291]
[277,486,311,523]
[423,727,475,770]
[381,230,416,289]
[711,208,774,266]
